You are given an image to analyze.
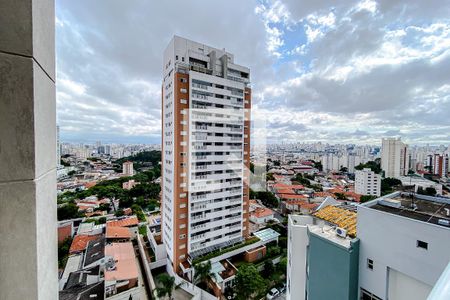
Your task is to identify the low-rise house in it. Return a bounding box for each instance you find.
[104,242,139,297]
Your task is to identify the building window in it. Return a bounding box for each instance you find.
[176,55,178,60]
[417,240,428,250]
[179,224,186,229]
[367,258,374,270]
[179,234,186,239]
[180,78,187,83]
[182,57,184,62]
[361,288,381,300]
[180,88,187,93]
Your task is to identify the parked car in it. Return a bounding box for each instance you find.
[266,288,280,300]
[277,282,286,293]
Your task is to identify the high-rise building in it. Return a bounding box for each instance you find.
[381,138,408,178]
[161,36,251,273]
[122,161,134,176]
[355,168,381,196]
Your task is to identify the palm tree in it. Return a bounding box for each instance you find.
[154,274,181,300]
[193,260,213,289]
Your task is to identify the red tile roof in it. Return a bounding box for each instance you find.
[106,226,132,239]
[69,234,101,254]
[251,207,274,218]
[107,216,139,227]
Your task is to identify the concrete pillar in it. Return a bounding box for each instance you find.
[0,0,57,299]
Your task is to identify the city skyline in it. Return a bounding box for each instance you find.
[56,0,450,145]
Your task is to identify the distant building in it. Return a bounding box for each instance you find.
[355,168,381,196]
[122,161,134,176]
[433,154,449,177]
[381,138,408,178]
[122,179,139,190]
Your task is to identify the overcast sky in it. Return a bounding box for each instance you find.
[56,0,450,145]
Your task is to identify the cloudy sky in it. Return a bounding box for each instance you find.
[56,0,450,145]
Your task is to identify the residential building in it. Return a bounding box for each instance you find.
[287,204,360,300]
[355,168,381,196]
[381,138,408,178]
[357,192,450,299]
[161,36,251,273]
[122,161,134,176]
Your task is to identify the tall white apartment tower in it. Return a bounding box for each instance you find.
[355,168,381,196]
[381,138,408,178]
[161,36,251,273]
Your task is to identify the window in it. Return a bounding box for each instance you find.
[180,88,187,93]
[179,234,186,239]
[367,258,374,270]
[179,244,186,249]
[417,240,428,250]
[360,288,381,300]
[179,223,186,229]
[180,78,187,83]
[176,55,178,60]
[182,57,185,62]
[180,99,187,104]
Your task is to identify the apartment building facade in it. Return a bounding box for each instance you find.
[161,36,251,273]
[355,168,381,196]
[381,138,409,178]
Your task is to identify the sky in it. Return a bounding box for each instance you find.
[56,0,450,146]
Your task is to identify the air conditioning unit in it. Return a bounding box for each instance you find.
[336,227,347,238]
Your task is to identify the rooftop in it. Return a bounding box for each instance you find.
[59,281,105,300]
[105,225,131,239]
[313,205,357,237]
[83,237,105,267]
[104,242,138,281]
[106,216,139,227]
[367,192,450,228]
[253,228,281,243]
[69,234,101,254]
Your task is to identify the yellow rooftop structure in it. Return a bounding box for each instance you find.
[313,206,357,237]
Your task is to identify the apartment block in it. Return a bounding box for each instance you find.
[357,192,450,300]
[355,168,381,196]
[287,204,360,300]
[381,138,409,178]
[161,36,251,273]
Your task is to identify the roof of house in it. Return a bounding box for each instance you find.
[279,194,308,200]
[59,281,104,300]
[251,207,274,219]
[83,237,105,267]
[69,234,101,254]
[285,200,318,210]
[64,265,100,290]
[106,226,131,239]
[273,183,304,190]
[313,206,357,237]
[104,242,138,281]
[106,216,139,227]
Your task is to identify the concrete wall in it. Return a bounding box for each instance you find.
[286,215,313,300]
[0,0,57,299]
[307,233,359,300]
[357,205,450,299]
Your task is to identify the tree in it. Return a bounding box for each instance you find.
[360,195,377,203]
[193,261,213,289]
[154,274,180,300]
[277,257,287,274]
[254,191,279,208]
[381,177,402,195]
[417,186,437,196]
[334,192,348,200]
[58,202,82,221]
[235,264,265,300]
[262,260,274,278]
[58,237,73,269]
[340,166,348,173]
[67,170,76,176]
[355,161,381,174]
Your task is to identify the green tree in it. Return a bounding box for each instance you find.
[254,191,279,208]
[58,202,82,221]
[262,260,274,278]
[381,177,402,195]
[277,257,287,274]
[67,170,76,176]
[360,195,378,203]
[417,186,437,196]
[154,274,180,300]
[193,261,213,289]
[340,166,348,173]
[234,264,265,300]
[58,237,73,268]
[355,161,381,174]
